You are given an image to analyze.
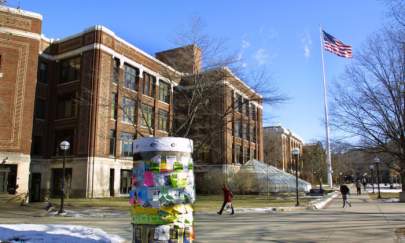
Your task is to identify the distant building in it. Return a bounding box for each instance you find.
[263,126,303,172]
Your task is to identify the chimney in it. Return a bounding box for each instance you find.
[155,44,201,74]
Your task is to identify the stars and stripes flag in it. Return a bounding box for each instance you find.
[322,31,352,58]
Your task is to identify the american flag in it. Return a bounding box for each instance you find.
[323,31,352,58]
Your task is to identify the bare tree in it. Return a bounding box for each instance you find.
[301,142,326,188]
[331,27,405,191]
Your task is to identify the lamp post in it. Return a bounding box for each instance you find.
[339,172,343,185]
[369,164,375,194]
[292,148,300,207]
[58,140,70,214]
[374,157,381,199]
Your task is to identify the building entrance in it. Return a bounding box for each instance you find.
[0,165,17,194]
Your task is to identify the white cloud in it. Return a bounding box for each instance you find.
[301,31,312,59]
[242,40,250,49]
[254,48,269,65]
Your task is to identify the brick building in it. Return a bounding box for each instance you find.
[0,6,42,195]
[1,5,264,199]
[263,125,303,172]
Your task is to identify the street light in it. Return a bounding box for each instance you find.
[58,140,70,214]
[292,148,300,207]
[369,164,375,194]
[374,157,382,199]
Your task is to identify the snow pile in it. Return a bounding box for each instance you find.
[0,224,125,243]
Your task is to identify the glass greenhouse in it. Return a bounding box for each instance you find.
[236,159,312,193]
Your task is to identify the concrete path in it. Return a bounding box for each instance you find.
[1,192,404,242]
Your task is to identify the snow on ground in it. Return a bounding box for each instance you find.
[0,224,125,243]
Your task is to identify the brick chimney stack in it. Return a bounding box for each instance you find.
[155,44,201,74]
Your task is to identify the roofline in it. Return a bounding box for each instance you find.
[44,25,183,75]
[223,67,263,98]
[0,5,42,20]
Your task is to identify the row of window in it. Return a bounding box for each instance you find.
[234,94,257,119]
[234,121,257,142]
[38,58,171,104]
[112,96,169,131]
[234,145,256,164]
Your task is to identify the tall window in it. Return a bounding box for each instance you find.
[251,126,256,142]
[158,81,170,103]
[235,94,243,112]
[109,129,116,156]
[120,132,133,157]
[111,93,117,120]
[235,145,241,164]
[112,58,120,84]
[141,104,154,128]
[250,104,256,120]
[242,124,247,139]
[243,147,248,164]
[60,56,80,83]
[34,98,46,119]
[234,121,240,137]
[124,64,138,90]
[143,72,156,97]
[122,97,136,123]
[38,62,48,84]
[158,109,168,131]
[57,93,76,119]
[250,149,256,160]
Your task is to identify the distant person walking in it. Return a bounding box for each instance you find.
[340,184,351,208]
[362,177,367,191]
[356,180,362,195]
[217,184,234,215]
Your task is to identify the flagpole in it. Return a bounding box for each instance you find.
[319,26,333,188]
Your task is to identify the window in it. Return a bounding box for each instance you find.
[243,147,248,164]
[34,98,46,119]
[242,124,247,139]
[234,121,240,137]
[143,72,156,97]
[32,136,42,155]
[124,64,138,90]
[251,126,256,142]
[141,104,154,128]
[122,97,136,123]
[60,56,80,83]
[38,62,48,84]
[251,149,256,160]
[111,93,117,120]
[54,129,74,155]
[234,145,241,164]
[109,129,116,156]
[112,58,120,84]
[120,169,132,194]
[158,81,170,103]
[250,104,256,119]
[234,94,243,113]
[158,109,168,131]
[120,132,133,157]
[57,93,76,119]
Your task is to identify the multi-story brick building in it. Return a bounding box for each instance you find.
[1,5,264,200]
[0,6,42,195]
[263,125,303,172]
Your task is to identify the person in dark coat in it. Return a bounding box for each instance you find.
[217,184,234,215]
[340,184,351,208]
[356,180,362,195]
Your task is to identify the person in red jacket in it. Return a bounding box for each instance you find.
[217,184,234,215]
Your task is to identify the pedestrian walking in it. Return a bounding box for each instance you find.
[217,184,234,215]
[362,177,367,191]
[340,184,351,208]
[356,180,362,195]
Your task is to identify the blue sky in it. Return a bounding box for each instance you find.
[12,0,387,143]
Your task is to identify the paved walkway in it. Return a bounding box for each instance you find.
[0,192,404,242]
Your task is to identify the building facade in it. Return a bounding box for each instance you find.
[263,126,303,172]
[0,6,42,195]
[1,5,264,199]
